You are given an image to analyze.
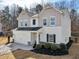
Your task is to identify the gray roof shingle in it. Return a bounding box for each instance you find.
[17,27,42,31]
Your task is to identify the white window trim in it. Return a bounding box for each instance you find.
[48,34,56,43]
[43,17,47,26]
[31,18,38,27]
[48,34,54,42]
[20,21,23,26]
[20,20,28,27]
[50,16,56,27]
[25,21,27,26]
[24,20,28,27]
[33,19,36,25]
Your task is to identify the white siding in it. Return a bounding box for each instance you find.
[13,31,31,45]
[61,10,71,44]
[39,27,64,44]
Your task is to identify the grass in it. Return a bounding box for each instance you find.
[0,53,16,59]
[0,36,8,45]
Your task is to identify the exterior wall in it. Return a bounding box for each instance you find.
[61,10,71,44]
[39,27,65,44]
[17,7,62,28]
[17,10,31,27]
[14,7,71,45]
[13,30,31,45]
[31,17,39,27]
[38,8,62,27]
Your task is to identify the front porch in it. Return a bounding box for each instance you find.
[31,32,40,45]
[31,31,56,45]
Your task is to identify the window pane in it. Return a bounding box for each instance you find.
[49,35,54,42]
[50,17,55,26]
[43,19,47,25]
[48,34,56,42]
[25,23,27,26]
[51,22,55,25]
[33,19,36,25]
[21,22,23,26]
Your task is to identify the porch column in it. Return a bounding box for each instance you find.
[37,32,39,44]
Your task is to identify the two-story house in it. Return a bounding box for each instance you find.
[13,5,71,46]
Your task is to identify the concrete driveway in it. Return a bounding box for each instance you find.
[0,43,79,59]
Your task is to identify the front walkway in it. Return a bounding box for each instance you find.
[0,43,33,59]
[7,43,33,51]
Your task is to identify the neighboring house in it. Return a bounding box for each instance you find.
[13,5,71,45]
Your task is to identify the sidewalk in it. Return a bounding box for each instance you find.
[7,43,33,51]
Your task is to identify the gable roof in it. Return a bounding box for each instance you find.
[32,14,39,18]
[17,5,68,20]
[17,9,33,20]
[17,27,42,31]
[41,4,63,14]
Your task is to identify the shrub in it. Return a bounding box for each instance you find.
[66,40,73,49]
[33,43,69,55]
[60,43,67,50]
[59,43,68,55]
[35,43,60,50]
[51,44,59,50]
[35,44,42,49]
[41,45,45,49]
[44,43,52,49]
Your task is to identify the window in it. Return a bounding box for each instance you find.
[25,22,27,26]
[49,34,54,42]
[47,34,56,43]
[50,17,56,26]
[43,19,47,26]
[21,22,23,26]
[33,19,36,25]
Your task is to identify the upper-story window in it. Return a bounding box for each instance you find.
[43,19,47,26]
[33,19,36,25]
[21,22,23,26]
[50,16,56,26]
[20,21,27,27]
[25,22,27,26]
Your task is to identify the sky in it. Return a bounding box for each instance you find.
[0,0,79,10]
[0,0,46,8]
[0,0,61,9]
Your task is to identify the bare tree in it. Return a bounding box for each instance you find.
[70,9,77,32]
[36,4,43,14]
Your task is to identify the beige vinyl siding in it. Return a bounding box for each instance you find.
[17,10,31,27]
[38,8,62,27]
